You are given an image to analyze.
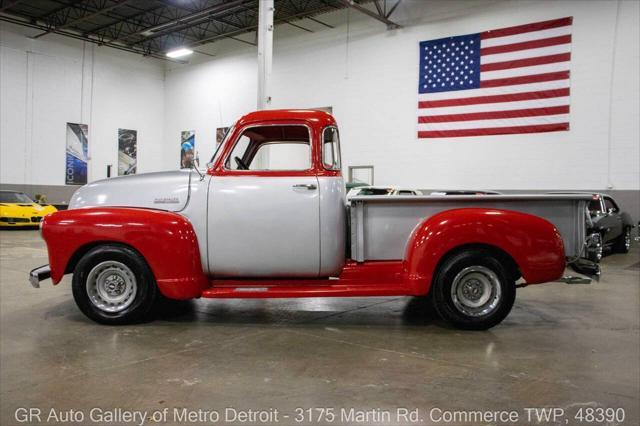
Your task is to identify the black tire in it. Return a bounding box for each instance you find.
[613,227,632,253]
[429,249,516,330]
[72,244,158,325]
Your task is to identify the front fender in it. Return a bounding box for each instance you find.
[404,208,565,294]
[41,208,208,299]
[621,212,634,228]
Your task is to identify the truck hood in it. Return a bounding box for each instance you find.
[69,170,193,212]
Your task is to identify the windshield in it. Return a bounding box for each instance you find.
[0,192,34,203]
[209,125,234,165]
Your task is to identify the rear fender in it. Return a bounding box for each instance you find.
[41,208,208,299]
[404,208,565,295]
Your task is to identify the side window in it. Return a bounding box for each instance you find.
[322,127,341,170]
[588,199,602,214]
[604,197,619,213]
[225,125,311,171]
[227,134,251,170]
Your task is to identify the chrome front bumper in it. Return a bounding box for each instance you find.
[29,265,51,288]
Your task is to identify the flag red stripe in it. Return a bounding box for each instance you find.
[480,52,571,71]
[480,35,572,56]
[480,17,572,40]
[418,105,569,123]
[418,123,569,138]
[480,71,570,88]
[418,88,570,109]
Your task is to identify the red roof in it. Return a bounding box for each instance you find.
[236,109,336,128]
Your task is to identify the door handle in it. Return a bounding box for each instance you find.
[292,184,317,190]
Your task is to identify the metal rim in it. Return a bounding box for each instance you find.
[451,266,502,317]
[595,239,603,261]
[624,229,631,251]
[86,261,137,313]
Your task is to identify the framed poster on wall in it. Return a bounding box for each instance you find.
[180,130,195,168]
[118,129,137,175]
[216,127,230,146]
[65,123,89,185]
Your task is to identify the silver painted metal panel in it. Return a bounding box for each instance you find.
[68,170,192,212]
[318,176,346,276]
[208,175,321,277]
[350,195,591,261]
[176,176,210,275]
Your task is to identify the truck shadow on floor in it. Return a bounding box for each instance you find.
[152,296,449,328]
[51,296,451,328]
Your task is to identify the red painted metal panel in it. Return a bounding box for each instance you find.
[403,208,566,294]
[41,208,208,299]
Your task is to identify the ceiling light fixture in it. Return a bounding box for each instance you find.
[166,48,194,58]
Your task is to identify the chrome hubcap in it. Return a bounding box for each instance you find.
[451,266,502,317]
[86,261,137,313]
[625,230,631,250]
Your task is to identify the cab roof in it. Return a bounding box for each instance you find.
[236,109,336,128]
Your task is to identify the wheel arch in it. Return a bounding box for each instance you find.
[403,208,566,295]
[65,241,139,275]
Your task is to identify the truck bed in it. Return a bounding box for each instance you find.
[349,194,592,261]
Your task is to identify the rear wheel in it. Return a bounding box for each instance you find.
[72,245,158,325]
[430,250,516,330]
[613,227,632,253]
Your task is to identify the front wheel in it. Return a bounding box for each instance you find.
[430,250,516,330]
[72,245,159,325]
[613,227,632,254]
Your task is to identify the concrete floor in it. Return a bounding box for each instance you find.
[1,229,638,426]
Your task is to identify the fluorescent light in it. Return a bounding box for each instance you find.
[166,48,193,58]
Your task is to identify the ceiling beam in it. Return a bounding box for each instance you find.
[1,0,360,57]
[337,0,400,29]
[0,0,25,13]
[31,0,136,39]
[305,16,334,29]
[0,13,177,61]
[128,0,253,45]
[284,20,313,33]
[81,4,165,37]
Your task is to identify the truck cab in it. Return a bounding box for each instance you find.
[203,110,345,278]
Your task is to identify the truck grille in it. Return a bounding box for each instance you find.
[31,217,42,223]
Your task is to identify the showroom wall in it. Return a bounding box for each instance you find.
[0,22,165,201]
[164,0,639,194]
[1,1,637,217]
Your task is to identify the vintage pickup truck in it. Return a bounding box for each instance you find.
[30,110,599,330]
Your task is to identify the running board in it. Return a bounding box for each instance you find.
[201,283,408,299]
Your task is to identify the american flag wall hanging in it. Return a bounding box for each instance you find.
[417,17,572,138]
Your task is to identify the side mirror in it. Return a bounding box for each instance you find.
[190,151,205,181]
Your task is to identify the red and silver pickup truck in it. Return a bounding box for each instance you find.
[30,110,599,330]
